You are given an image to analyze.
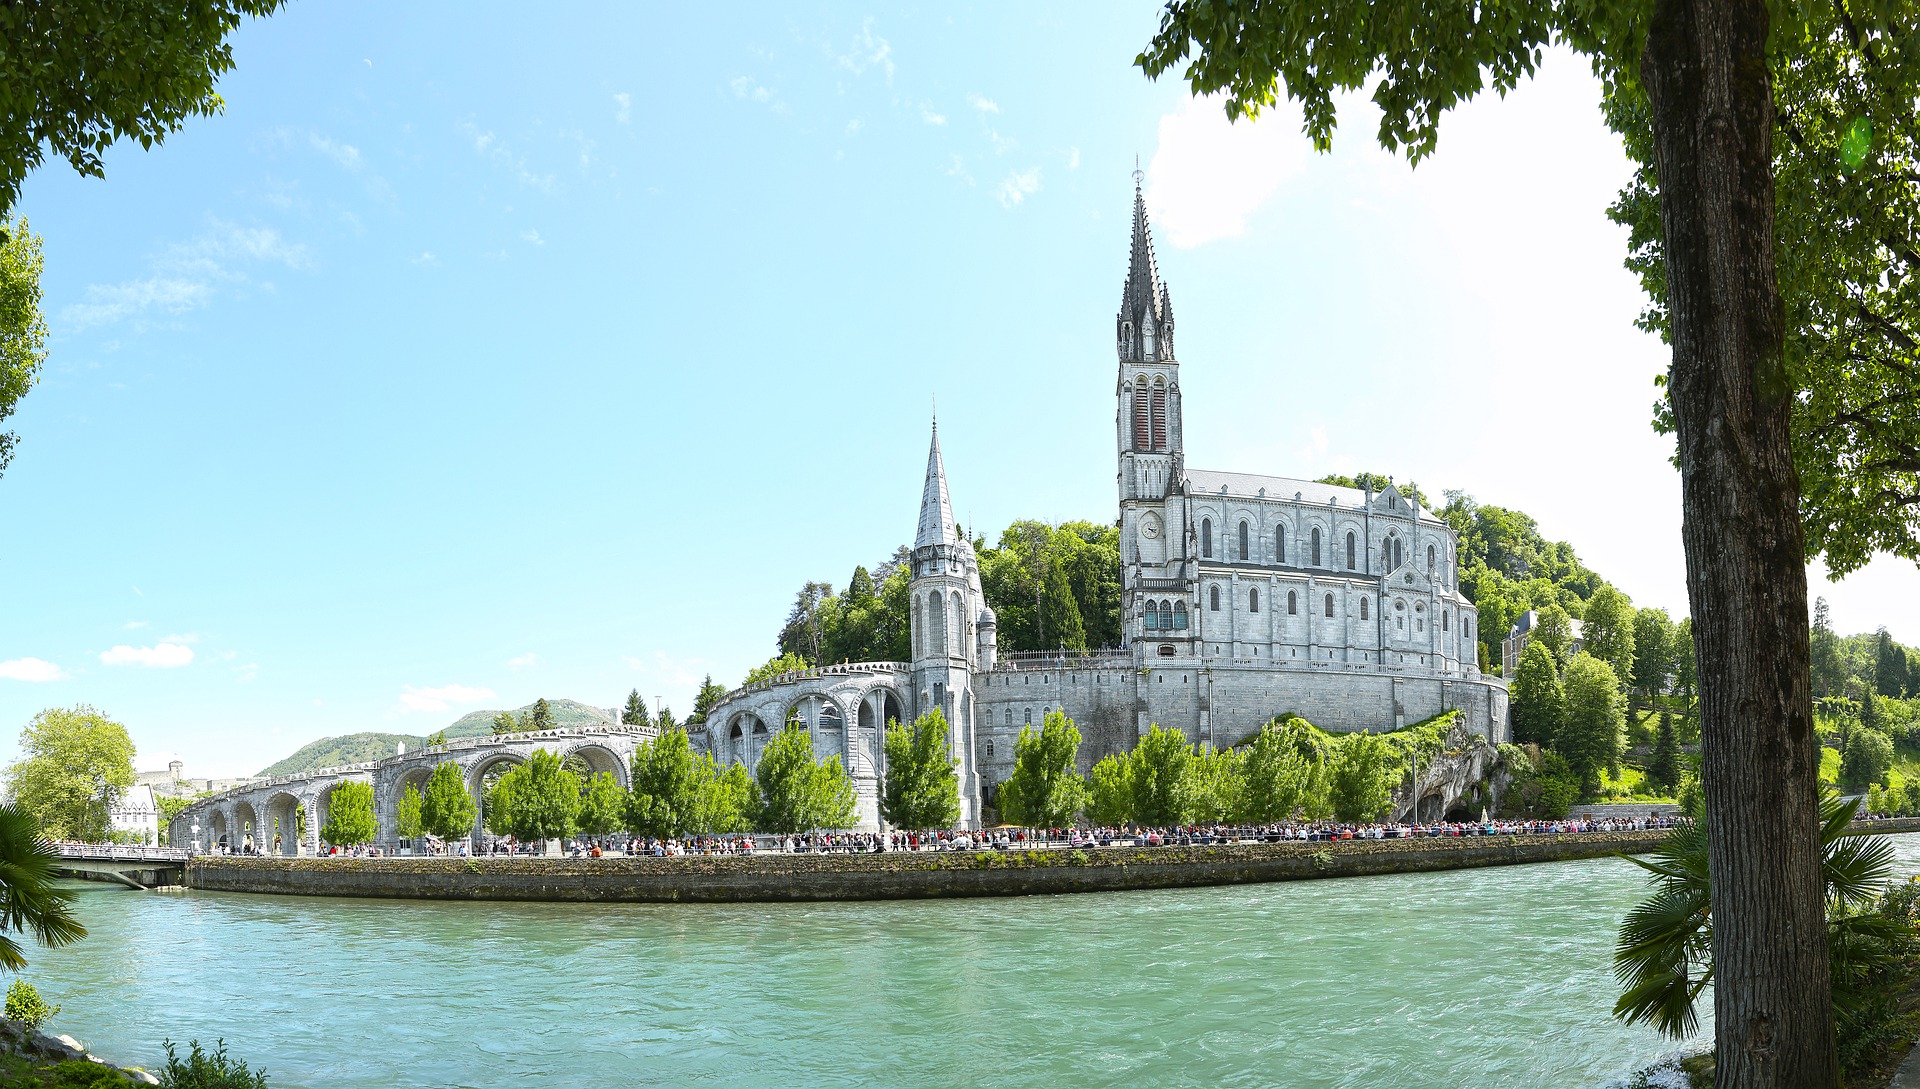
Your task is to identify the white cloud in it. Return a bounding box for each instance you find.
[122,620,147,629]
[396,683,495,714]
[837,19,895,82]
[845,119,862,137]
[61,219,311,330]
[730,76,774,105]
[1066,147,1081,170]
[995,168,1041,208]
[613,92,632,125]
[506,653,538,671]
[967,93,1000,114]
[0,658,66,682]
[919,103,947,126]
[946,155,974,187]
[100,643,194,668]
[411,251,436,265]
[521,228,544,246]
[161,632,200,644]
[459,122,557,193]
[1145,93,1311,248]
[309,134,362,172]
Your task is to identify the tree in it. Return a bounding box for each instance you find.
[320,781,376,847]
[491,750,579,850]
[1236,719,1316,823]
[627,728,703,840]
[490,710,518,736]
[0,804,85,970]
[418,761,475,841]
[578,772,625,837]
[1647,711,1682,797]
[1561,654,1627,798]
[0,0,286,215]
[998,712,1089,828]
[1582,584,1637,690]
[744,652,812,688]
[1182,745,1243,825]
[395,783,423,841]
[1532,604,1574,665]
[1137,6,1866,1078]
[1633,607,1677,702]
[1860,691,1884,733]
[1841,729,1893,792]
[1874,629,1909,698]
[1327,732,1395,823]
[688,675,729,729]
[879,710,960,831]
[0,219,46,481]
[621,689,651,729]
[694,758,754,835]
[1670,618,1697,704]
[1811,598,1845,699]
[6,705,136,841]
[777,581,835,664]
[1130,725,1194,827]
[1086,753,1134,827]
[1510,640,1567,747]
[523,698,555,733]
[752,724,855,835]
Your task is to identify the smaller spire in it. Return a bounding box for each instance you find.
[915,418,958,550]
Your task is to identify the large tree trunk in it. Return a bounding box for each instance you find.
[1641,1,1835,1086]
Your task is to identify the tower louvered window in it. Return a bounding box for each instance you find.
[1132,381,1151,451]
[1151,381,1167,450]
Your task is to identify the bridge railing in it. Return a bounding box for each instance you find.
[52,844,190,862]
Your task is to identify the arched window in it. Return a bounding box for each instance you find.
[1443,611,1450,632]
[1210,585,1220,611]
[1465,618,1472,640]
[930,591,947,656]
[1151,378,1168,450]
[1383,539,1393,568]
[1202,519,1213,558]
[1174,600,1189,629]
[1276,526,1286,564]
[1324,593,1335,618]
[1346,531,1356,570]
[1360,597,1369,620]
[913,596,925,657]
[1428,543,1437,571]
[1394,538,1404,570]
[1311,527,1322,566]
[1239,521,1250,560]
[1005,707,1013,725]
[1144,600,1159,630]
[1249,588,1259,613]
[1024,708,1032,724]
[1287,590,1298,615]
[1133,377,1151,450]
[1143,317,1156,359]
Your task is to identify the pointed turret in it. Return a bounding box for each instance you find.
[1117,180,1172,362]
[915,420,957,550]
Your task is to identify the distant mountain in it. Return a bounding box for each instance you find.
[254,698,622,777]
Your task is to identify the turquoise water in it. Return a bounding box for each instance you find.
[32,837,1920,1089]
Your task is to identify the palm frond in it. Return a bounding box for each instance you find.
[1613,883,1713,1039]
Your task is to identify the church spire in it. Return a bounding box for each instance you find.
[915,418,958,550]
[1117,176,1172,363]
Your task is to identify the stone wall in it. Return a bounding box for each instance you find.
[189,831,1671,903]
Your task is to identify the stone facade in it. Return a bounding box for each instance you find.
[694,180,1509,830]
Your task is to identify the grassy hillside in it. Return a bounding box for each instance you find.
[255,698,621,776]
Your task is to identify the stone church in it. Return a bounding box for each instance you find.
[692,182,1509,830]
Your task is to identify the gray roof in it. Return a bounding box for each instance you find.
[1184,468,1443,523]
[915,421,958,550]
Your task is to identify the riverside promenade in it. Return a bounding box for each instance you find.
[183,819,1920,903]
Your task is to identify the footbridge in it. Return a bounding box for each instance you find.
[54,845,189,889]
[168,725,655,856]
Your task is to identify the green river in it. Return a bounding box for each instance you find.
[34,837,1920,1089]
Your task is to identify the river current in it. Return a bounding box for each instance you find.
[36,836,1920,1089]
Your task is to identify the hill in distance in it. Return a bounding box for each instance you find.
[255,698,620,777]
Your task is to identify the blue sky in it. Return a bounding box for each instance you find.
[3,3,1915,778]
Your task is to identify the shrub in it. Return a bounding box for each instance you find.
[159,1039,269,1089]
[4,979,58,1029]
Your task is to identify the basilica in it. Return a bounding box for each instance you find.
[692,183,1509,830]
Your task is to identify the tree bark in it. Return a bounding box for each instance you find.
[1641,1,1836,1086]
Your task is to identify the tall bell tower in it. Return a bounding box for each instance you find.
[907,419,983,828]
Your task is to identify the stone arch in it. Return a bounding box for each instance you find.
[561,743,627,787]
[232,800,260,853]
[469,755,527,838]
[787,693,849,764]
[265,791,303,856]
[208,808,230,851]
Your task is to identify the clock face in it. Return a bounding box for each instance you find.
[1140,512,1161,540]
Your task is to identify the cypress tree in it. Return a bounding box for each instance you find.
[1648,710,1680,797]
[622,688,651,729]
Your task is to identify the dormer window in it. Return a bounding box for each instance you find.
[1143,317,1156,360]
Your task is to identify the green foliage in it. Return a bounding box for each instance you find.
[1632,607,1676,700]
[4,980,57,1029]
[879,710,960,831]
[1532,605,1575,665]
[694,759,754,835]
[1843,729,1895,791]
[1435,492,1608,666]
[490,711,518,736]
[1676,773,1704,821]
[0,804,84,970]
[1316,472,1424,509]
[1877,629,1912,698]
[5,705,136,842]
[744,652,812,688]
[1510,640,1566,746]
[1086,753,1134,826]
[1812,597,1845,699]
[0,217,46,479]
[522,698,554,733]
[752,724,856,834]
[997,712,1089,828]
[1560,654,1626,797]
[621,689,650,729]
[1646,711,1681,797]
[979,521,1122,652]
[254,732,429,778]
[688,675,728,729]
[1235,719,1315,823]
[1327,731,1396,822]
[577,772,625,836]
[319,781,375,847]
[417,761,475,841]
[1128,725,1194,826]
[626,728,703,840]
[394,784,423,841]
[1182,744,1242,825]
[489,750,579,847]
[1581,584,1637,690]
[158,1039,270,1089]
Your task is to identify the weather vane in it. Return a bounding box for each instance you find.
[1133,154,1143,186]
